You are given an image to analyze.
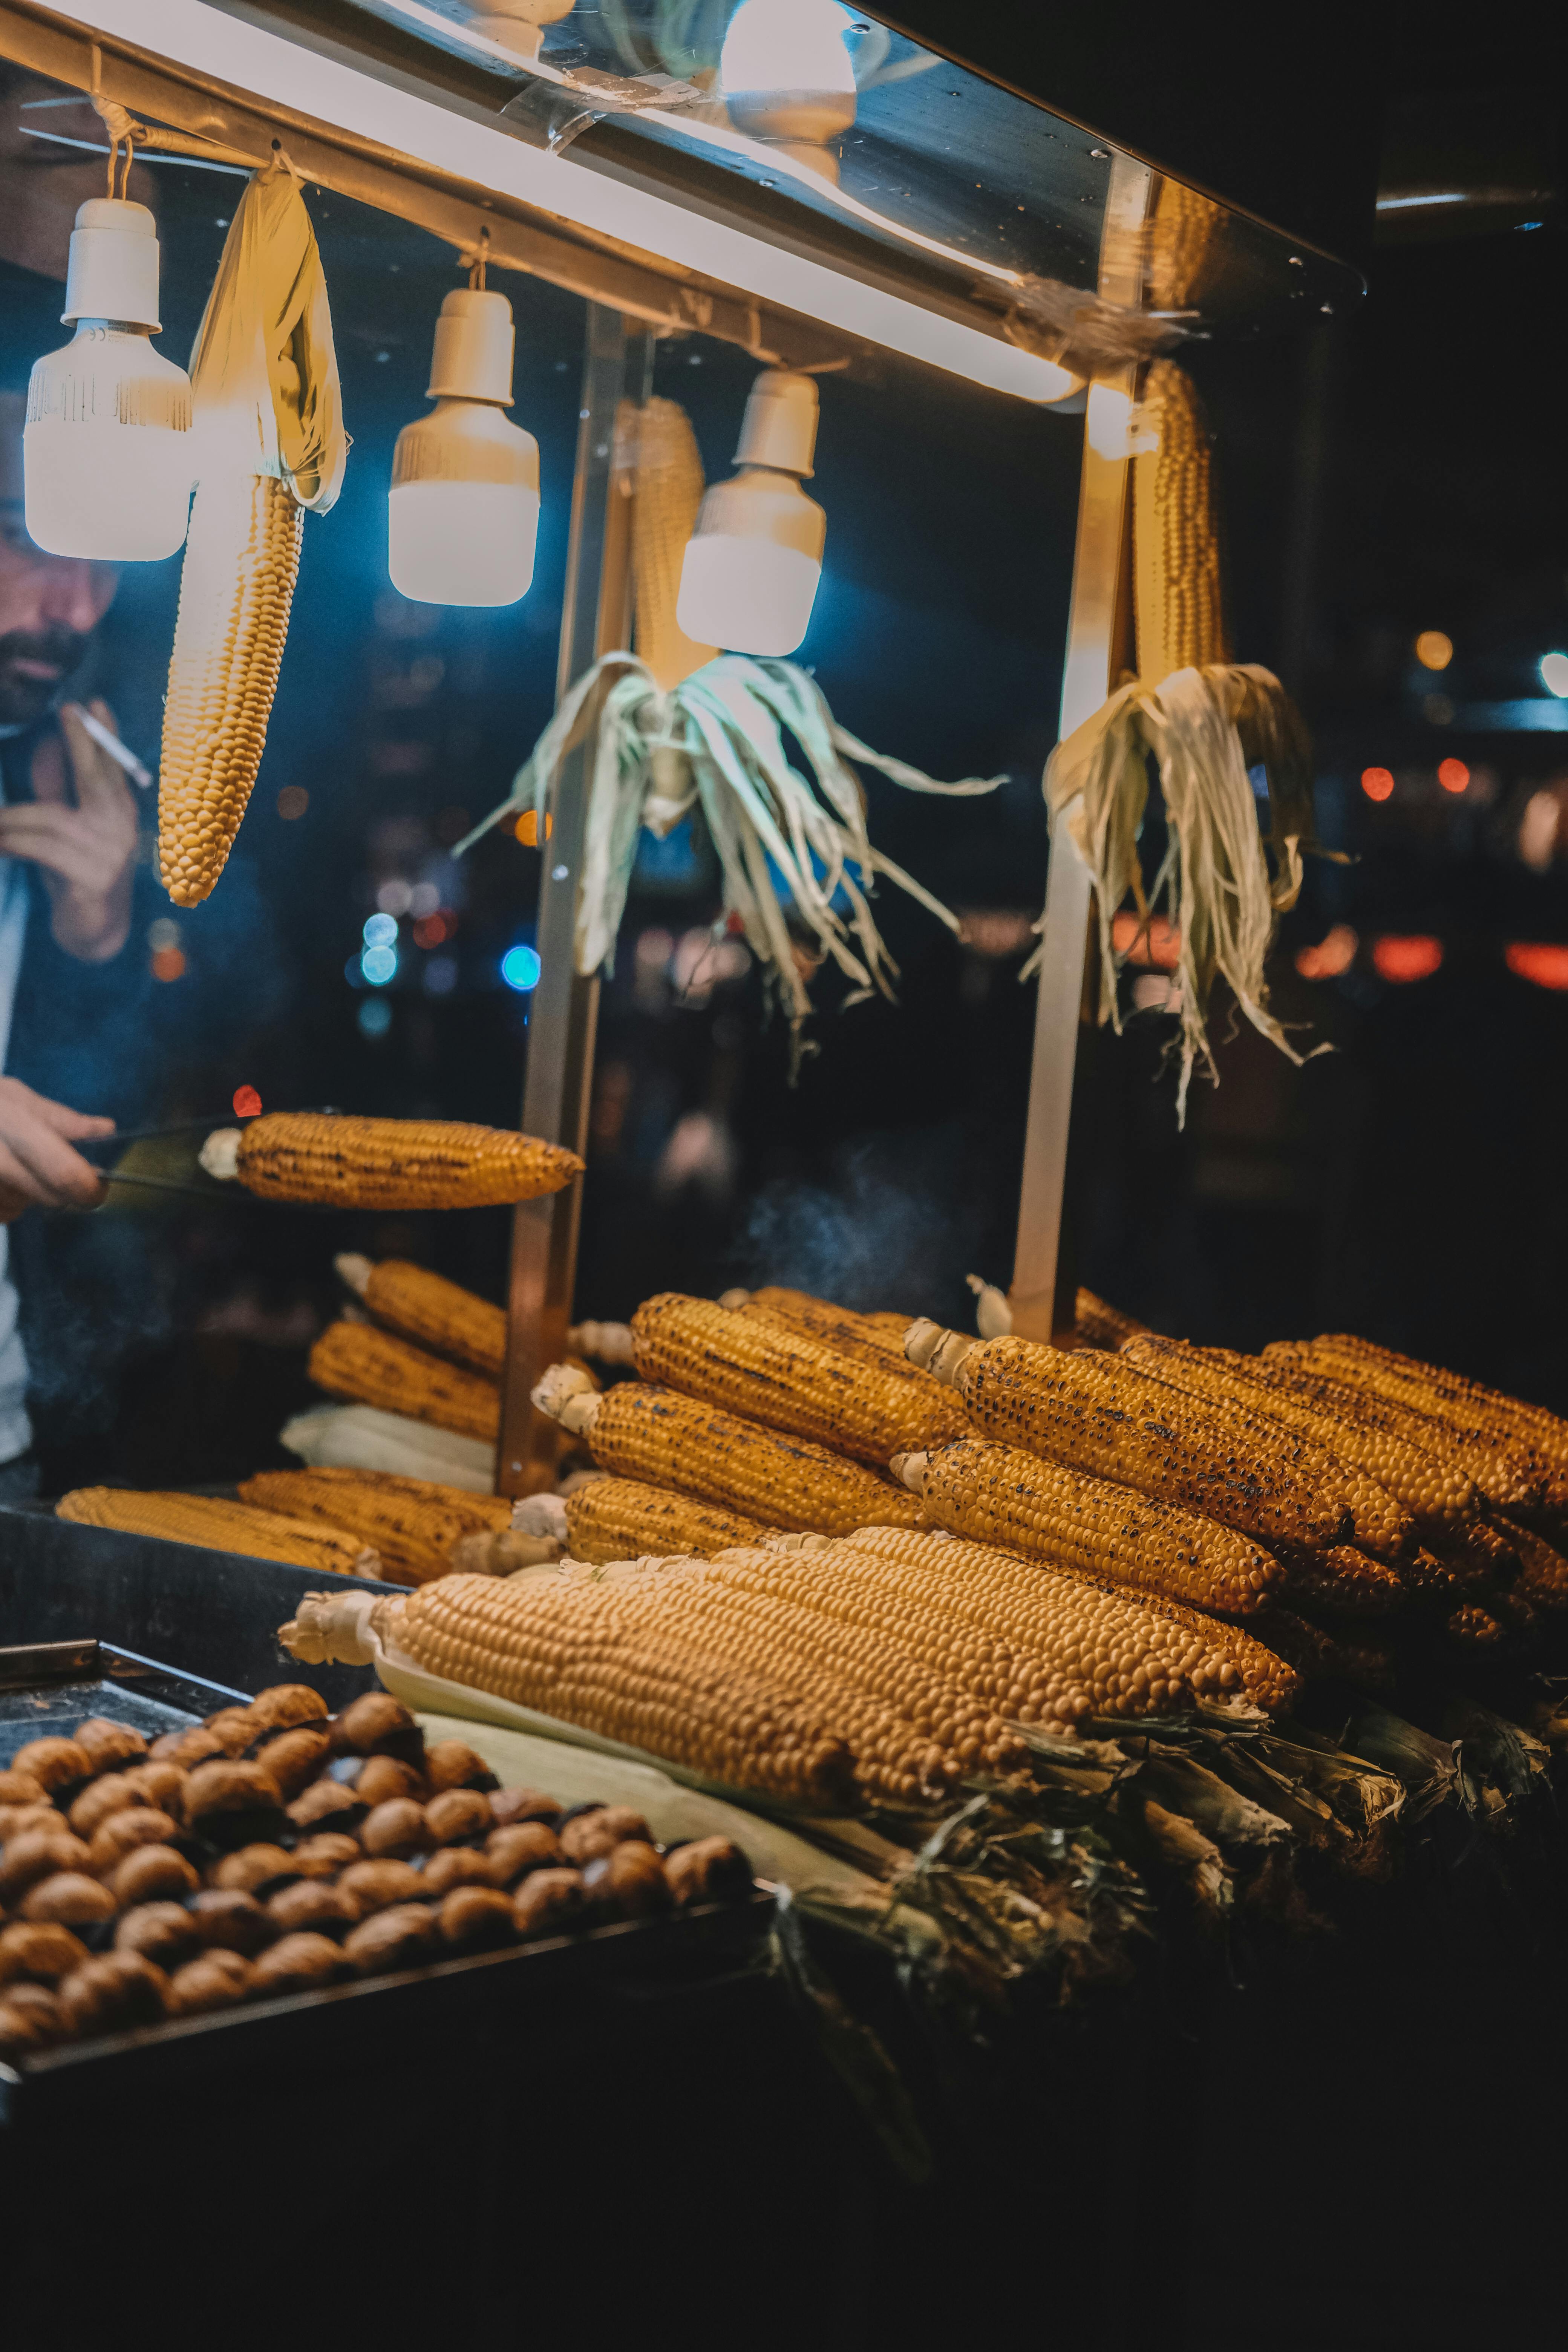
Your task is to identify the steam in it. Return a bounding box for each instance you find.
[730,1137,968,1319]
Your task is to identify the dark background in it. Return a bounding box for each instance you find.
[0,0,1565,1487]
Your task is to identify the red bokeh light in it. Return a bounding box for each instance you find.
[150,947,185,983]
[1361,767,1395,802]
[1437,758,1470,794]
[1372,935,1443,983]
[412,914,449,949]
[1505,942,1568,992]
[233,1085,263,1118]
[1294,924,1358,980]
[1110,910,1182,970]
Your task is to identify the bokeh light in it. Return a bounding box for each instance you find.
[150,946,185,983]
[358,997,393,1037]
[233,1086,262,1118]
[363,912,398,949]
[1437,758,1470,793]
[1506,943,1568,991]
[501,944,542,993]
[1414,630,1453,671]
[1372,934,1443,983]
[1294,924,1358,980]
[361,944,398,986]
[515,810,554,848]
[276,786,309,820]
[1541,652,1568,698]
[1361,766,1395,802]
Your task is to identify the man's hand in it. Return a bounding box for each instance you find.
[0,1077,112,1223]
[0,698,139,962]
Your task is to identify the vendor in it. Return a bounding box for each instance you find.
[0,393,150,1496]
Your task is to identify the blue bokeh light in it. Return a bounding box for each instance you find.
[358,996,393,1038]
[501,944,542,993]
[363,911,398,948]
[361,943,398,986]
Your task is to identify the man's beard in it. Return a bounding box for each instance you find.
[0,625,91,728]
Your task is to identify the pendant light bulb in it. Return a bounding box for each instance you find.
[677,370,825,660]
[389,286,540,608]
[24,199,193,562]
[720,0,857,176]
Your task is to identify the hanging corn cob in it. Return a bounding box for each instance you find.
[1132,359,1230,683]
[531,1364,923,1536]
[336,1254,506,1378]
[57,1487,377,1578]
[158,164,345,906]
[309,1322,500,1446]
[629,395,716,693]
[564,1477,773,1566]
[239,1467,510,1586]
[200,1113,582,1211]
[629,1291,968,1464]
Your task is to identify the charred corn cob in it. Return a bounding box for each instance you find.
[632,1292,967,1466]
[565,1477,772,1566]
[908,1325,1364,1557]
[1248,1606,1396,1694]
[392,1570,856,1806]
[309,1321,499,1446]
[1124,1335,1461,1535]
[736,1286,916,1367]
[239,1467,510,1587]
[1259,1345,1554,1517]
[57,1487,378,1578]
[1075,1289,1151,1350]
[1495,1516,1568,1611]
[534,1369,922,1537]
[203,1113,583,1211]
[1269,1545,1406,1620]
[1133,359,1230,684]
[842,1524,1300,1718]
[159,473,302,908]
[1279,1335,1568,1508]
[907,1434,1285,1617]
[337,1254,505,1378]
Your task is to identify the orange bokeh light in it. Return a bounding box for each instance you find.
[1372,934,1443,983]
[233,1085,263,1118]
[1437,758,1470,794]
[412,913,449,949]
[1295,924,1358,980]
[1110,910,1181,969]
[1361,767,1395,802]
[150,947,185,983]
[515,809,554,848]
[1505,942,1568,992]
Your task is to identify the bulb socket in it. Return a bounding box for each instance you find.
[63,198,162,331]
[427,288,516,404]
[733,369,819,476]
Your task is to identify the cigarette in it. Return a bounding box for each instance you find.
[73,706,153,790]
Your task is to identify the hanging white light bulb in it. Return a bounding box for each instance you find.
[24,197,193,562]
[677,369,825,659]
[720,0,858,182]
[389,280,540,608]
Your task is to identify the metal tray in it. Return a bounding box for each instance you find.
[0,1635,775,2125]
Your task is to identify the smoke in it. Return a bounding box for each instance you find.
[730,1133,972,1320]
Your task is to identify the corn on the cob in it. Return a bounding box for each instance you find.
[738,1286,916,1367]
[631,1292,968,1465]
[910,1325,1364,1557]
[1075,1289,1151,1350]
[909,1434,1284,1617]
[1248,1606,1396,1694]
[1277,1336,1568,1510]
[56,1487,377,1578]
[309,1321,499,1446]
[1259,1344,1553,1517]
[212,1113,582,1212]
[1268,1545,1406,1620]
[842,1524,1300,1718]
[1495,1517,1568,1611]
[392,1570,856,1806]
[1133,359,1230,686]
[548,1375,922,1537]
[337,1255,506,1378]
[1124,1335,1458,1536]
[630,396,716,692]
[239,1467,510,1587]
[158,473,302,908]
[565,1477,771,1566]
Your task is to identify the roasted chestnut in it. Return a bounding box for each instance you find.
[202,1707,260,1758]
[352,1755,427,1808]
[253,1727,329,1801]
[68,1773,144,1840]
[0,1769,46,1808]
[187,1889,277,1957]
[161,1727,225,1769]
[182,1759,285,1851]
[86,1808,179,1877]
[21,1872,116,1928]
[112,1846,199,1908]
[250,1932,355,1997]
[337,1859,426,1918]
[286,1778,367,1837]
[118,1761,188,1821]
[662,1837,752,1908]
[0,1804,62,1846]
[9,1738,91,1797]
[57,1950,170,2036]
[247,1684,329,1730]
[327,1693,423,1765]
[360,1798,434,1861]
[0,1920,87,1986]
[266,1879,358,1939]
[0,1999,50,2060]
[582,1841,670,1922]
[420,1848,498,1900]
[344,1903,437,1976]
[485,1822,565,1887]
[511,1868,585,1942]
[557,1806,652,1867]
[424,1739,498,1795]
[489,1787,560,1830]
[114,1902,202,1971]
[167,1948,254,2016]
[73,1718,148,1777]
[424,1789,492,1848]
[289,1832,363,1880]
[0,1828,92,1904]
[210,1845,300,1899]
[0,1982,61,2039]
[437,1886,514,1950]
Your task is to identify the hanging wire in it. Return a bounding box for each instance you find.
[467,227,490,292]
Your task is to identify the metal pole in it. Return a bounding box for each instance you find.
[1009,155,1153,1344]
[497,305,654,1496]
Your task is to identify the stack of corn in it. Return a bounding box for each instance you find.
[239,1468,512,1588]
[303,1258,511,1468]
[56,1488,380,1580]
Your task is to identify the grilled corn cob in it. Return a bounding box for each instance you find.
[1133,359,1230,684]
[565,1477,771,1566]
[57,1487,378,1578]
[735,1286,916,1367]
[1124,1334,1464,1534]
[1277,1336,1568,1510]
[337,1254,505,1378]
[533,1366,922,1536]
[1075,1289,1151,1350]
[392,1570,856,1806]
[908,1325,1366,1557]
[202,1113,582,1211]
[906,1434,1284,1617]
[1496,1517,1568,1611]
[239,1467,510,1587]
[1268,1545,1406,1620]
[309,1321,499,1446]
[159,473,302,908]
[631,1292,967,1465]
[842,1524,1300,1718]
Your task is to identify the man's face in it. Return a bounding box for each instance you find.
[0,511,118,727]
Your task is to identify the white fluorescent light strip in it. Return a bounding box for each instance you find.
[60,0,1070,403]
[1374,192,1468,211]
